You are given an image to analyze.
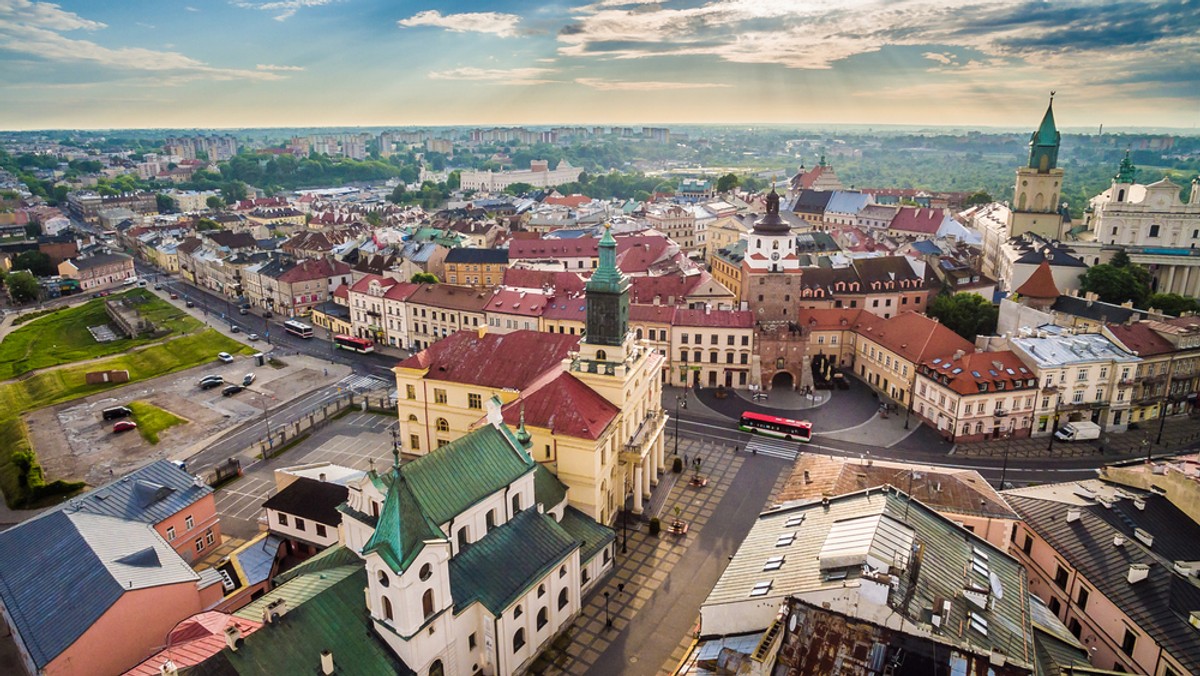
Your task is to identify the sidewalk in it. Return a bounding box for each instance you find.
[954,414,1200,460]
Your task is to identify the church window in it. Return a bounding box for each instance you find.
[1149,224,1160,238]
[383,596,394,621]
[1117,189,1125,202]
[596,350,607,361]
[436,418,449,432]
[558,588,570,609]
[430,660,445,676]
[513,628,526,652]
[512,493,522,514]
[486,510,496,532]
[422,589,435,619]
[537,607,549,630]
[420,564,433,581]
[377,570,390,587]
[538,584,546,598]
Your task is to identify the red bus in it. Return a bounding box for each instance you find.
[738,411,813,442]
[334,334,375,354]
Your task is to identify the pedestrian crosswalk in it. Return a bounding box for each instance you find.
[337,374,391,392]
[745,436,802,461]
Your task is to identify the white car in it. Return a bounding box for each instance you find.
[217,352,234,363]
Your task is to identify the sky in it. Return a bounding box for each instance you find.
[1,0,1198,131]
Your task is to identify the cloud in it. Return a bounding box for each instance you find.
[555,0,1200,91]
[0,0,285,81]
[428,66,557,85]
[575,77,731,91]
[256,64,305,71]
[233,0,338,21]
[398,10,522,38]
[185,5,199,11]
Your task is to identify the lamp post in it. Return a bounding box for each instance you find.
[1143,438,1151,466]
[621,508,628,554]
[995,414,1014,491]
[673,393,685,456]
[603,583,625,629]
[1156,354,1177,446]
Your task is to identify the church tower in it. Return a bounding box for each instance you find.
[743,189,799,274]
[1008,94,1067,240]
[1109,150,1137,204]
[739,189,804,391]
[579,224,631,362]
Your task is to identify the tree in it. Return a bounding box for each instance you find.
[1146,293,1200,317]
[964,190,993,206]
[503,182,534,196]
[1079,264,1150,307]
[446,170,461,191]
[388,184,407,204]
[221,181,248,205]
[156,193,177,214]
[206,195,226,211]
[716,173,740,193]
[6,271,40,303]
[365,211,382,226]
[11,251,53,277]
[24,222,42,239]
[196,218,222,232]
[1110,249,1132,268]
[926,293,998,341]
[410,272,439,284]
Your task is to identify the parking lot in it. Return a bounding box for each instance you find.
[26,352,347,487]
[216,410,396,538]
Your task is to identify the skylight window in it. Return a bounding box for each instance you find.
[764,556,785,571]
[785,515,805,528]
[750,581,773,597]
[776,533,796,547]
[971,370,981,377]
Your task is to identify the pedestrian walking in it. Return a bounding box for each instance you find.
[684,454,689,468]
[323,367,328,377]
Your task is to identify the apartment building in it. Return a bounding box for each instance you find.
[1104,317,1200,424]
[643,204,697,254]
[855,311,976,410]
[1009,325,1141,434]
[668,308,755,388]
[443,247,508,287]
[405,283,490,351]
[914,349,1039,442]
[57,252,135,291]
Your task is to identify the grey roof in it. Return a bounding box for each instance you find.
[68,252,132,270]
[824,190,872,215]
[1010,325,1140,368]
[65,459,213,525]
[1051,296,1142,324]
[444,247,509,264]
[262,476,348,526]
[558,505,615,565]
[790,189,834,214]
[1006,488,1200,675]
[703,489,1033,667]
[0,510,199,669]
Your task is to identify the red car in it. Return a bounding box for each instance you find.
[112,420,138,433]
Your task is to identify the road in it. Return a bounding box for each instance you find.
[671,415,1103,485]
[134,262,402,380]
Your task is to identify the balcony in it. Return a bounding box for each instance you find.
[622,409,666,462]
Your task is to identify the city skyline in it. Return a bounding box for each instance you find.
[1,0,1199,131]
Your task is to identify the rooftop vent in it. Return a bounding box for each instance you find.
[1066,508,1082,523]
[264,598,288,623]
[1127,563,1150,585]
[320,650,335,676]
[1134,528,1154,548]
[1114,534,1127,547]
[224,624,243,651]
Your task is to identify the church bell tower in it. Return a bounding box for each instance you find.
[1008,93,1067,240]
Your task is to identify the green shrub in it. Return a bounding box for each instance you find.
[672,457,683,473]
[648,518,661,536]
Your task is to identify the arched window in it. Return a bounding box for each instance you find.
[537,607,549,630]
[558,588,569,610]
[430,659,445,676]
[383,596,394,621]
[422,589,435,619]
[537,584,546,598]
[457,527,469,550]
[596,349,607,361]
[635,328,643,340]
[1117,189,1126,202]
[513,628,526,652]
[511,493,521,514]
[408,414,418,422]
[377,569,390,587]
[1149,224,1160,238]
[436,418,449,432]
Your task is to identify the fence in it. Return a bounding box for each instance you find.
[248,391,398,460]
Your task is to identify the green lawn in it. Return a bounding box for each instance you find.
[0,289,203,380]
[0,329,253,507]
[128,400,186,444]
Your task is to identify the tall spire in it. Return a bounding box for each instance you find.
[1028,92,1060,172]
[515,404,532,449]
[584,223,630,347]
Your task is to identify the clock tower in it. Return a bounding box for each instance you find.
[739,189,805,390]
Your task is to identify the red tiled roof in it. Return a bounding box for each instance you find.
[501,268,587,295]
[672,308,754,328]
[406,283,491,312]
[508,237,598,259]
[1106,322,1176,357]
[542,297,587,321]
[125,613,262,676]
[630,304,677,324]
[628,273,708,304]
[1015,260,1060,299]
[485,289,552,317]
[797,308,883,333]
[919,350,1035,396]
[348,273,397,294]
[791,165,828,190]
[276,258,351,283]
[543,194,593,208]
[398,329,579,389]
[615,235,673,274]
[859,311,975,364]
[383,281,420,301]
[332,283,349,299]
[889,206,944,234]
[502,373,618,440]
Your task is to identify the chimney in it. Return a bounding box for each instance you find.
[264,598,288,623]
[477,324,487,339]
[1114,534,1127,547]
[160,660,179,676]
[1134,528,1154,548]
[320,650,335,675]
[1127,563,1150,585]
[1066,508,1081,523]
[224,624,243,651]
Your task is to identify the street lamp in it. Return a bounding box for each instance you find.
[604,583,625,629]
[995,414,1015,491]
[620,507,628,554]
[1142,438,1151,466]
[673,393,686,456]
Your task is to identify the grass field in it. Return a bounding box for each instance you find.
[0,328,254,507]
[0,289,203,380]
[128,400,187,444]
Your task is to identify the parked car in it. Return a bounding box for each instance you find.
[242,373,256,386]
[199,374,224,386]
[263,310,273,318]
[238,307,249,315]
[222,384,244,397]
[138,280,147,286]
[102,405,133,420]
[112,420,138,433]
[185,301,195,308]
[217,352,234,363]
[200,379,224,390]
[248,333,259,341]
[230,326,241,334]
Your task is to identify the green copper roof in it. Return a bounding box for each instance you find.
[403,423,534,527]
[363,474,444,572]
[1115,150,1137,183]
[533,462,567,509]
[587,224,629,294]
[1027,95,1061,171]
[1035,99,1058,146]
[448,508,578,615]
[225,564,413,676]
[558,506,615,564]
